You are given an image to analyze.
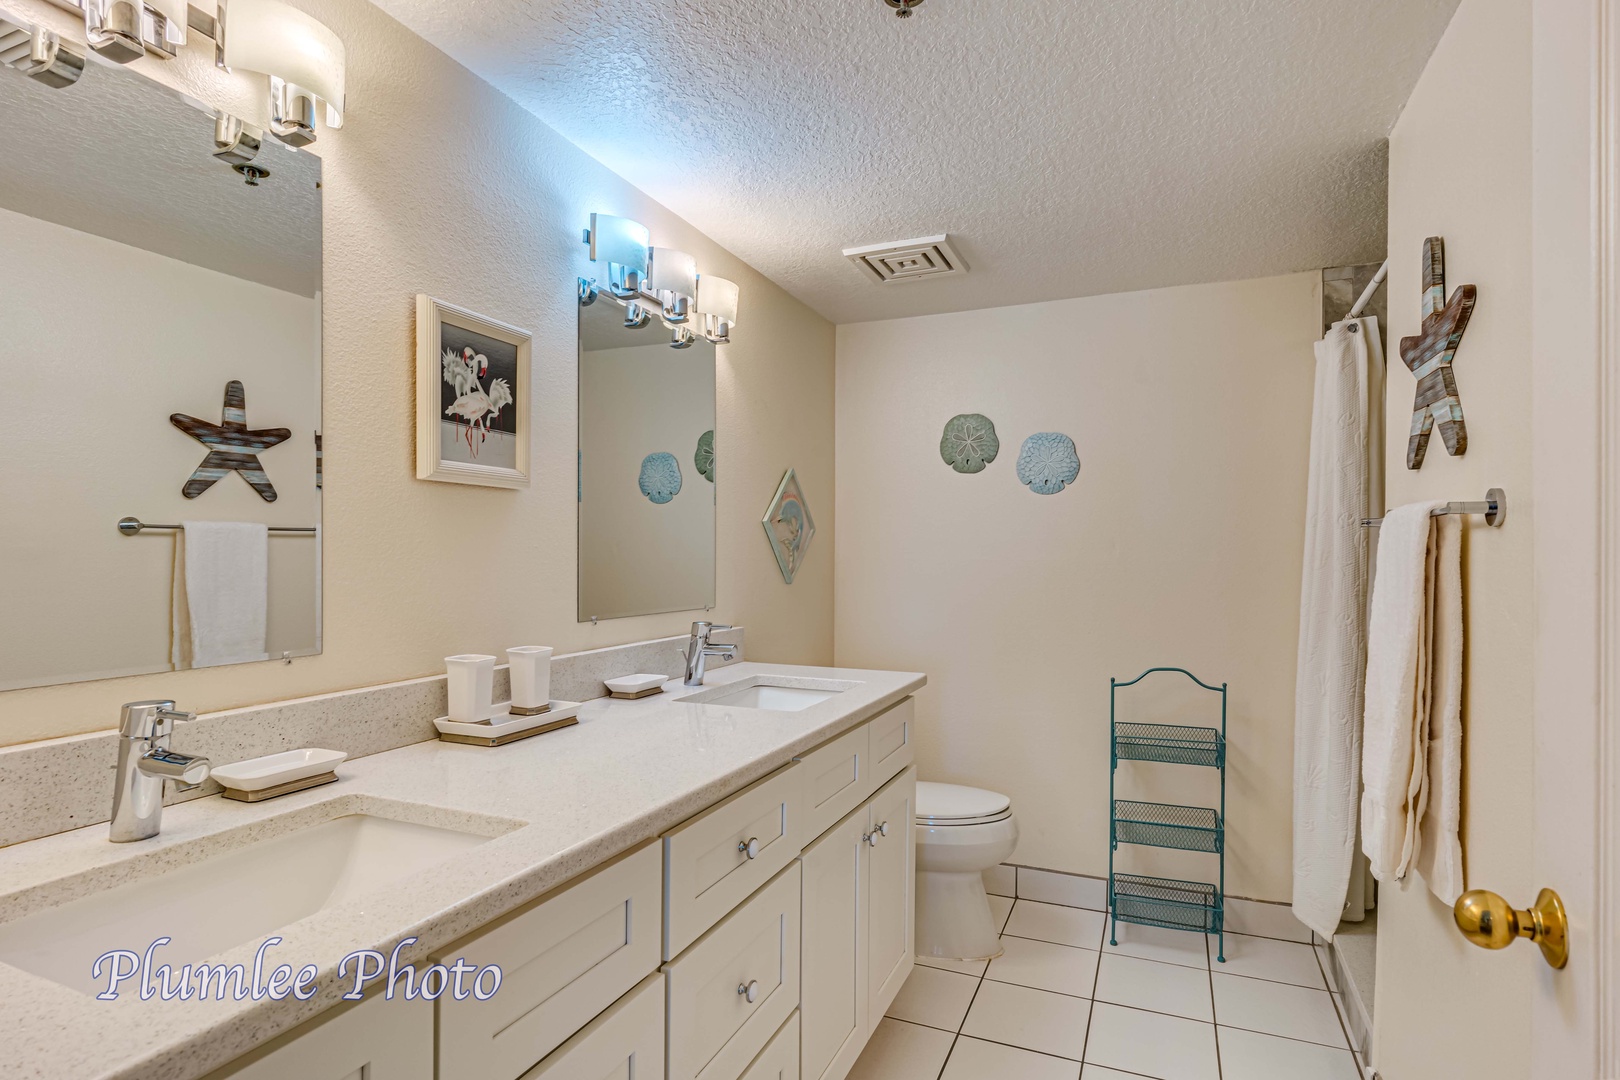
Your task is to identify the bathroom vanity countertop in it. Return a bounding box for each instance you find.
[0,662,925,1080]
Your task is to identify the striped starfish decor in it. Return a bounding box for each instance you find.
[170,380,292,502]
[1399,236,1476,470]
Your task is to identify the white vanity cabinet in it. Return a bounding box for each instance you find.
[799,767,917,1080]
[210,695,917,1080]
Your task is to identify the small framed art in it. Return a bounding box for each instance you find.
[416,294,531,487]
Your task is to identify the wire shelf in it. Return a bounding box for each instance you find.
[1113,722,1225,768]
[1113,800,1223,853]
[1110,873,1223,935]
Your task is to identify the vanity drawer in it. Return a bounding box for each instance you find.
[739,1012,801,1080]
[665,762,803,959]
[518,972,664,1080]
[665,862,802,1080]
[867,698,915,788]
[795,723,872,842]
[436,842,661,1080]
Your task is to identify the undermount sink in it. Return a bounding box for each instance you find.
[683,676,859,712]
[0,813,492,996]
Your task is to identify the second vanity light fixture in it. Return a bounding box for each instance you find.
[580,213,740,348]
[67,0,345,146]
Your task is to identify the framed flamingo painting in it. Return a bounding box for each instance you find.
[415,295,531,488]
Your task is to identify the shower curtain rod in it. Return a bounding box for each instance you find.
[1346,259,1389,320]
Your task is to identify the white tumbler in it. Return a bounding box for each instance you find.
[507,646,553,716]
[445,654,497,723]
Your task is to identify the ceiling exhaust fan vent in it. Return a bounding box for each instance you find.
[843,234,968,284]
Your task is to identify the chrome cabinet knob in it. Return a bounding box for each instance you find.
[865,830,879,847]
[877,820,890,837]
[738,836,761,860]
[737,979,760,1003]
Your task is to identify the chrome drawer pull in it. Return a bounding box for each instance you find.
[738,836,761,859]
[864,830,879,847]
[876,820,890,837]
[737,979,761,1003]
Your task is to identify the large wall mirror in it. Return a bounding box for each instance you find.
[0,58,322,691]
[577,296,716,621]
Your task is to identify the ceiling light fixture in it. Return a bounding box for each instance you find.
[0,17,85,87]
[581,215,741,347]
[883,0,925,17]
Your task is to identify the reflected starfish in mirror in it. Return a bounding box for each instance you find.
[170,380,291,502]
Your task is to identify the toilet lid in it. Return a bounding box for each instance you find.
[915,781,1012,824]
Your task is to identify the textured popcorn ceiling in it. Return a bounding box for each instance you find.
[371,0,1459,323]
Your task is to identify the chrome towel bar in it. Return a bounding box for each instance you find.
[116,516,316,536]
[1361,487,1505,529]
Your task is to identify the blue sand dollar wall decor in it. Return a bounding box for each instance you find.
[1016,432,1080,494]
[695,429,716,482]
[762,468,816,584]
[638,452,682,504]
[940,413,1000,473]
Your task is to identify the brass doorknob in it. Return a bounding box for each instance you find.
[1453,887,1569,969]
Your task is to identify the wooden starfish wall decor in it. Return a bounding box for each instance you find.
[170,380,291,502]
[1399,236,1477,469]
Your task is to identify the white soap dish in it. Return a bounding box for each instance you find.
[435,700,583,746]
[213,748,347,802]
[605,674,668,699]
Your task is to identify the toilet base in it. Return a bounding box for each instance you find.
[916,870,1004,961]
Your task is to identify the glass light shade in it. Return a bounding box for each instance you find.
[223,0,346,126]
[147,0,186,44]
[648,248,698,299]
[589,213,651,274]
[696,275,740,325]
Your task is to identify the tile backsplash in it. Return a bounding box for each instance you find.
[0,630,741,848]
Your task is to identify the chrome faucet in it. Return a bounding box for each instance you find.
[110,700,210,843]
[683,621,737,687]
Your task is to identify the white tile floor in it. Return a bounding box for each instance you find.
[852,896,1362,1080]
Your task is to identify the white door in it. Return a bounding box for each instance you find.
[866,767,916,1025]
[1530,1,1616,1075]
[799,807,869,1080]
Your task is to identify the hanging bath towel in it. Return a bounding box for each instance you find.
[1414,514,1465,903]
[1361,502,1456,882]
[172,521,269,670]
[1291,318,1381,940]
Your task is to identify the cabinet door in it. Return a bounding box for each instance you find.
[865,767,916,1026]
[212,991,431,1080]
[799,808,868,1080]
[665,862,802,1080]
[741,1012,801,1080]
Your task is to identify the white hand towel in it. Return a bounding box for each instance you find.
[1415,514,1465,902]
[1361,500,1447,881]
[171,521,269,670]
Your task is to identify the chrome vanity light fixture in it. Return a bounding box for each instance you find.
[695,274,739,345]
[581,215,741,346]
[218,0,346,147]
[648,246,698,325]
[83,0,185,62]
[0,18,86,87]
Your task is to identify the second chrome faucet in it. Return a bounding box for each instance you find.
[110,700,210,842]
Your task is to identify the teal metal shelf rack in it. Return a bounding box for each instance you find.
[1109,667,1227,962]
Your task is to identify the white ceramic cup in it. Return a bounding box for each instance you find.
[507,645,553,711]
[445,654,497,723]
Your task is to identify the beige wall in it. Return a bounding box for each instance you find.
[834,273,1320,901]
[0,0,834,746]
[1374,0,1535,1075]
[0,210,320,688]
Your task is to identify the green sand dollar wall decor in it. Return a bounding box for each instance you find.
[940,413,1000,473]
[1016,432,1080,494]
[695,429,716,482]
[638,452,682,504]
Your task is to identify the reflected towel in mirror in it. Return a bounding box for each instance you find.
[171,521,269,669]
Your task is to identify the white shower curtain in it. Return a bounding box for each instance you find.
[1292,317,1383,940]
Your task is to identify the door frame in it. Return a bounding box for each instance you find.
[1530,0,1618,1075]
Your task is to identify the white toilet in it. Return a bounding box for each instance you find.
[914,781,1019,961]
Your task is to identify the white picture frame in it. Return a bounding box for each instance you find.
[415,294,531,488]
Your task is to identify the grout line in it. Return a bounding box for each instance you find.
[1207,931,1224,1080]
[1214,1022,1355,1053]
[943,1032,1086,1065]
[1078,906,1105,1071]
